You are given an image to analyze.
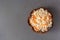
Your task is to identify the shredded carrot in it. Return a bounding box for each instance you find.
[43,16,47,21]
[34,26,39,31]
[32,15,37,24]
[32,19,37,24]
[32,15,36,19]
[41,23,48,27]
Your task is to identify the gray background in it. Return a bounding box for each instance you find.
[0,0,60,40]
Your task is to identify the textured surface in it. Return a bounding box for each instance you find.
[0,0,60,40]
[29,8,52,32]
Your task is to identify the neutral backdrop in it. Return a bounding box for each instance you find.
[0,0,60,40]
